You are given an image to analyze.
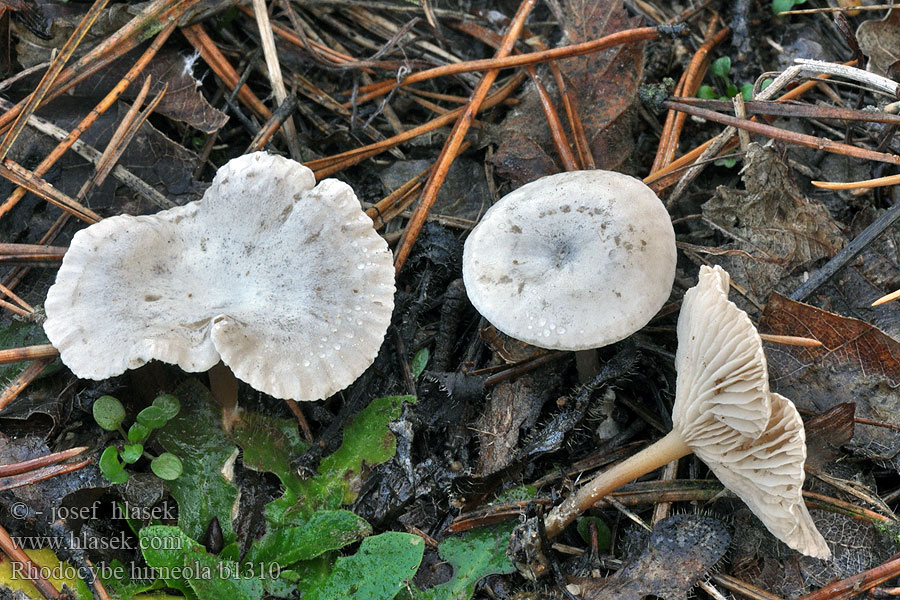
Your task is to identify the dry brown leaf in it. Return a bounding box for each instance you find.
[760,293,900,469]
[76,48,229,134]
[490,0,644,186]
[761,293,900,386]
[703,143,846,303]
[856,7,900,77]
[576,514,730,600]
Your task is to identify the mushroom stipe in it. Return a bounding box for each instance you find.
[509,265,830,580]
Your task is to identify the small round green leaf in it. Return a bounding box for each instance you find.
[740,83,755,101]
[120,444,143,464]
[152,394,180,420]
[772,0,795,13]
[711,56,731,79]
[93,396,125,431]
[137,405,167,429]
[99,446,129,484]
[128,422,151,443]
[151,453,183,480]
[697,85,716,99]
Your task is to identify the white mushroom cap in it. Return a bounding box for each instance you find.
[462,170,676,351]
[674,265,830,559]
[43,152,395,401]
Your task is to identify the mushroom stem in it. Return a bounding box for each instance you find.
[574,349,601,382]
[543,429,691,538]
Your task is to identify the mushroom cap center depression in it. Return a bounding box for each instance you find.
[462,170,676,351]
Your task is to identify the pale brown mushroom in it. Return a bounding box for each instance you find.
[511,265,829,579]
[43,152,395,401]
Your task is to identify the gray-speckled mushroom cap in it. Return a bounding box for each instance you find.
[43,152,395,401]
[462,170,676,351]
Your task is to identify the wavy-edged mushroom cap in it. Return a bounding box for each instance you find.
[674,265,829,558]
[43,152,395,401]
[462,170,676,351]
[702,392,830,558]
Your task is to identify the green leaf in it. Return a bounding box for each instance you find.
[576,517,611,552]
[231,411,308,495]
[137,405,168,429]
[411,348,429,378]
[294,395,416,514]
[99,446,129,484]
[139,526,263,600]
[128,422,151,444]
[711,56,731,79]
[697,85,717,99]
[155,379,239,543]
[247,510,371,565]
[121,443,143,464]
[714,157,738,168]
[302,532,424,600]
[93,396,126,431]
[100,558,167,599]
[401,523,517,600]
[740,82,755,101]
[151,453,183,480]
[772,0,796,13]
[725,83,739,98]
[153,394,181,420]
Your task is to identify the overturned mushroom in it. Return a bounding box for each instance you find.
[43,152,395,401]
[510,265,829,579]
[463,170,676,353]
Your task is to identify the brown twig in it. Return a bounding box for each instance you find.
[0,0,200,134]
[450,18,579,170]
[758,333,822,347]
[181,23,272,121]
[392,0,538,272]
[306,72,527,178]
[347,26,666,106]
[672,97,900,125]
[661,98,900,166]
[796,552,900,600]
[645,67,847,192]
[282,400,314,444]
[0,244,66,266]
[77,77,165,201]
[0,446,87,478]
[652,25,730,172]
[246,96,300,153]
[251,0,304,161]
[0,158,101,223]
[0,345,59,364]
[0,357,57,412]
